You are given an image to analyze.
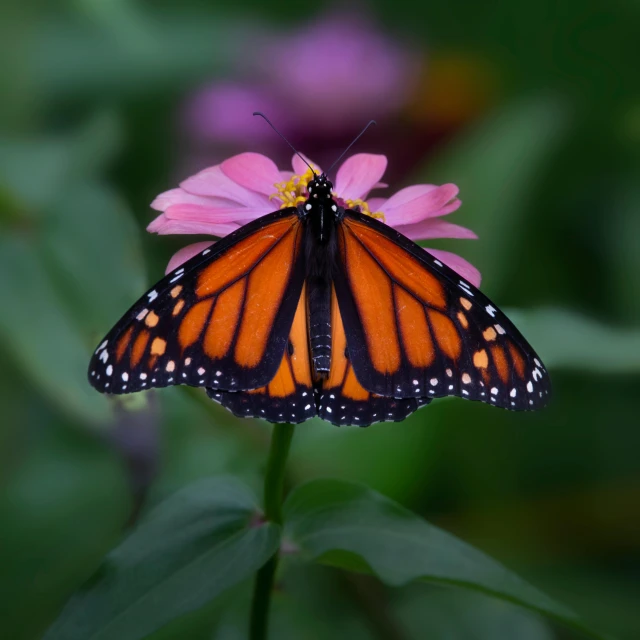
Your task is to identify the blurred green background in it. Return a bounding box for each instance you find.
[1,1,639,639]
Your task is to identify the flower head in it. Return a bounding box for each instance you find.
[149,153,480,286]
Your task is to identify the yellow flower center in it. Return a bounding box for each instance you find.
[271,168,385,222]
[271,167,317,208]
[341,198,386,222]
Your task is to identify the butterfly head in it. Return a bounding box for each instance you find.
[307,173,334,202]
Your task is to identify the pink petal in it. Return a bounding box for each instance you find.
[426,249,481,288]
[366,197,387,212]
[165,241,216,274]
[151,188,237,212]
[291,153,322,177]
[180,165,270,208]
[380,184,460,226]
[164,203,271,224]
[394,219,477,241]
[221,153,284,197]
[335,154,388,201]
[147,214,240,237]
[432,198,462,218]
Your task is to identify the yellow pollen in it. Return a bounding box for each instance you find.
[343,198,386,222]
[271,168,318,209]
[270,168,385,222]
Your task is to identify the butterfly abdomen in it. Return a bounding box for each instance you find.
[307,275,332,376]
[303,199,341,377]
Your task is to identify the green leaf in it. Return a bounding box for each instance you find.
[0,416,131,640]
[395,587,554,640]
[507,307,640,373]
[422,97,568,290]
[151,387,263,500]
[291,413,444,503]
[34,13,238,100]
[284,479,608,640]
[39,181,146,330]
[606,183,640,322]
[45,477,280,640]
[0,124,145,425]
[0,112,124,211]
[0,236,111,424]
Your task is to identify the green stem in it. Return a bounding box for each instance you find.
[249,422,295,640]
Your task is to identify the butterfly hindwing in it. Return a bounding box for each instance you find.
[208,284,315,423]
[333,210,551,410]
[316,286,431,426]
[88,208,305,394]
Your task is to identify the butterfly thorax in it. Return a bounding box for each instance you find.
[303,173,341,243]
[302,174,340,266]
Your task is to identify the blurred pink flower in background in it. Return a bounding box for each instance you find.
[180,12,423,178]
[149,152,480,287]
[184,13,419,144]
[178,10,497,186]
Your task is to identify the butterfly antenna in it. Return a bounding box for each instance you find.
[253,112,316,175]
[327,120,377,175]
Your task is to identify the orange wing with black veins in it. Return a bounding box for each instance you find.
[332,210,551,411]
[316,287,429,426]
[209,285,316,423]
[88,209,305,394]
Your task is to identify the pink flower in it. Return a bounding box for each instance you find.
[149,152,480,287]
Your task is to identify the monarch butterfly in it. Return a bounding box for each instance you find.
[88,155,551,426]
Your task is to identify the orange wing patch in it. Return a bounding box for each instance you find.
[332,211,551,411]
[131,330,150,367]
[340,224,401,375]
[209,286,315,423]
[344,222,446,309]
[507,341,526,378]
[196,217,296,297]
[179,299,214,349]
[115,327,134,362]
[428,310,462,361]
[203,278,245,359]
[473,349,489,369]
[394,286,435,367]
[491,345,509,383]
[88,210,305,395]
[234,227,299,368]
[317,287,426,426]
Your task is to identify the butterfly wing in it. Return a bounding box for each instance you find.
[207,284,315,423]
[88,208,305,394]
[316,285,430,426]
[333,210,551,410]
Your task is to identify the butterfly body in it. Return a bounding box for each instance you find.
[300,174,341,377]
[89,173,550,426]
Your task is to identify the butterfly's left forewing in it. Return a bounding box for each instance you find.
[88,208,305,394]
[333,210,551,410]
